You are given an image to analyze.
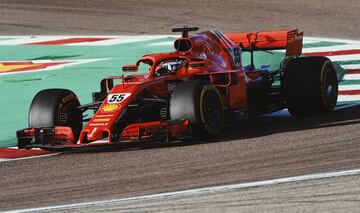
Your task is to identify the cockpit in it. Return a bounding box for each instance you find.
[154,58,186,77]
[123,54,189,78]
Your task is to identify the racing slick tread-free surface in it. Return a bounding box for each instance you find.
[283,56,338,116]
[28,89,82,139]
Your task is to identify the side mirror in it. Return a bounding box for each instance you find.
[189,61,206,68]
[122,65,138,72]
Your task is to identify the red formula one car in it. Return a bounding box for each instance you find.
[17,27,338,150]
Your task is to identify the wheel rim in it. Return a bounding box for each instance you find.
[324,69,338,104]
[202,92,222,128]
[58,101,82,139]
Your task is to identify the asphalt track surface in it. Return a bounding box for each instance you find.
[24,172,360,212]
[0,0,359,39]
[0,0,360,212]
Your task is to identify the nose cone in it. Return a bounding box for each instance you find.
[80,127,110,143]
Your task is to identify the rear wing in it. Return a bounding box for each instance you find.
[225,29,303,57]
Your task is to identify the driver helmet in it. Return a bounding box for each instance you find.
[162,60,184,72]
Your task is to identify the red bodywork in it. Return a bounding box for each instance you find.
[17,28,303,149]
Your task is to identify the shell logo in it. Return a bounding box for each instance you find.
[101,104,120,113]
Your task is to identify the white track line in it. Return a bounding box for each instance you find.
[343,74,360,80]
[341,64,360,81]
[0,35,177,46]
[342,64,360,69]
[338,95,360,102]
[305,36,360,44]
[0,36,74,45]
[0,146,62,163]
[327,54,360,62]
[302,40,320,44]
[0,58,108,76]
[302,44,360,53]
[339,84,360,91]
[6,168,360,213]
[0,36,119,45]
[0,152,61,163]
[148,41,174,46]
[66,35,176,46]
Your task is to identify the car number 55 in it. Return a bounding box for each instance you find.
[107,93,131,103]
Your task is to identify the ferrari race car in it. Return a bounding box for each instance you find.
[16,27,338,150]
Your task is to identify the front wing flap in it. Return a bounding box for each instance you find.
[17,119,190,150]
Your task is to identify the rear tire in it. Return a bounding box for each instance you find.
[169,80,223,139]
[282,56,338,116]
[28,89,82,141]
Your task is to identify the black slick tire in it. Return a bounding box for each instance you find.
[28,89,82,141]
[283,56,338,116]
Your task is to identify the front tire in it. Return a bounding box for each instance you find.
[169,80,223,138]
[28,89,82,141]
[282,56,338,116]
